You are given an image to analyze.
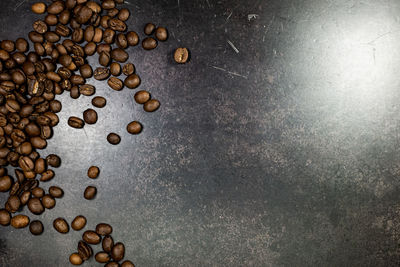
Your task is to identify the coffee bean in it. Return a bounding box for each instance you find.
[111,242,125,261]
[83,109,98,124]
[42,194,56,209]
[53,218,69,233]
[68,116,85,128]
[107,8,119,18]
[106,262,121,267]
[124,74,140,89]
[93,28,103,43]
[45,31,61,43]
[144,99,160,112]
[34,158,46,174]
[69,253,83,265]
[16,38,29,53]
[11,214,30,229]
[155,27,168,41]
[144,23,156,35]
[72,215,87,231]
[32,187,45,198]
[103,29,116,44]
[111,48,129,62]
[116,33,128,49]
[127,121,142,134]
[96,223,113,236]
[0,175,12,192]
[83,230,101,244]
[110,62,121,76]
[28,197,44,215]
[78,240,93,260]
[84,186,97,200]
[0,209,11,226]
[29,220,44,235]
[31,2,46,14]
[19,156,34,172]
[76,6,93,24]
[99,51,111,66]
[84,42,97,56]
[87,1,101,13]
[126,31,139,46]
[79,84,96,96]
[49,186,64,198]
[134,90,150,104]
[122,63,135,76]
[48,1,65,15]
[97,43,112,54]
[7,195,21,213]
[108,77,124,91]
[92,96,107,108]
[44,14,58,26]
[107,133,121,145]
[71,75,85,85]
[20,191,31,205]
[80,64,93,79]
[121,260,135,267]
[59,10,71,25]
[108,18,127,32]
[96,252,111,263]
[94,67,111,80]
[174,48,189,63]
[33,20,48,34]
[102,0,116,9]
[102,235,114,252]
[87,166,100,179]
[40,169,55,182]
[46,154,61,168]
[118,8,130,21]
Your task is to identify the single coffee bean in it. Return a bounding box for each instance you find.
[99,51,111,66]
[102,0,116,9]
[80,64,93,79]
[70,75,85,85]
[122,63,135,76]
[102,235,114,252]
[68,116,85,128]
[144,23,156,35]
[20,191,31,205]
[83,230,101,244]
[19,156,34,172]
[142,37,157,50]
[0,175,12,192]
[40,169,55,182]
[46,154,61,168]
[134,90,151,104]
[83,109,98,124]
[97,43,112,54]
[29,220,44,235]
[84,26,95,42]
[94,67,111,80]
[28,197,44,215]
[124,74,140,89]
[174,47,189,63]
[92,96,107,108]
[11,214,30,229]
[111,48,129,62]
[103,29,116,44]
[121,260,135,267]
[80,84,96,96]
[71,215,87,231]
[49,100,62,113]
[87,1,101,13]
[111,242,125,261]
[16,38,29,52]
[108,77,124,91]
[106,262,121,267]
[69,253,83,266]
[42,194,56,209]
[108,18,127,32]
[59,10,71,25]
[96,252,111,263]
[49,186,64,198]
[155,27,168,41]
[78,240,93,260]
[116,33,128,49]
[126,31,139,46]
[48,1,65,15]
[0,209,11,226]
[101,15,111,28]
[7,195,21,213]
[84,42,97,56]
[32,187,45,198]
[93,28,103,43]
[110,62,121,76]
[127,121,142,134]
[44,14,58,26]
[76,6,93,24]
[53,217,69,233]
[144,99,160,112]
[88,166,100,179]
[84,186,97,200]
[96,223,113,236]
[107,8,119,18]
[34,158,46,174]
[45,31,61,43]
[118,8,130,21]
[107,133,121,145]
[31,2,46,14]
[33,20,48,34]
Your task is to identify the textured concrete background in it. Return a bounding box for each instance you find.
[1,0,400,266]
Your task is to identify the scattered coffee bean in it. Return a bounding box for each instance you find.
[78,240,93,260]
[83,230,101,244]
[107,133,121,145]
[68,116,85,129]
[32,187,45,198]
[111,242,125,261]
[155,27,168,41]
[40,169,55,182]
[80,84,96,96]
[7,195,21,213]
[0,209,11,226]
[53,217,69,234]
[124,74,140,89]
[92,96,107,108]
[33,20,48,34]
[111,48,129,62]
[142,37,157,50]
[0,175,12,192]
[144,23,156,35]
[42,194,56,209]
[88,166,100,179]
[126,31,139,46]
[96,252,111,263]
[118,8,130,21]
[29,220,44,235]
[28,197,44,215]
[31,2,47,14]
[144,99,160,112]
[127,121,142,134]
[94,67,111,80]
[69,253,83,266]
[49,186,64,198]
[110,62,122,76]
[11,214,30,229]
[46,154,61,167]
[83,109,98,124]
[96,223,113,236]
[102,235,114,252]
[121,260,136,267]
[108,77,124,91]
[72,215,87,231]
[107,262,121,267]
[122,63,135,76]
[174,47,189,63]
[84,186,97,200]
[134,90,151,104]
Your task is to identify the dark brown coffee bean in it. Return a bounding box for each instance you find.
[142,37,157,50]
[31,136,47,149]
[107,133,121,145]
[96,223,113,236]
[87,1,101,13]
[59,54,73,67]
[103,29,116,44]
[33,20,48,34]
[94,67,111,80]
[49,185,64,198]
[124,74,140,89]
[16,38,29,53]
[126,31,139,46]
[78,240,93,260]
[174,47,189,63]
[72,28,84,43]
[68,116,85,128]
[144,23,156,35]
[7,195,21,213]
[83,109,98,124]
[108,77,124,91]
[31,2,46,14]
[122,63,135,76]
[20,191,31,205]
[29,32,44,44]
[80,64,93,79]
[39,169,54,182]
[6,99,20,112]
[84,186,97,200]
[70,86,81,99]
[99,51,111,66]
[121,260,135,267]
[100,15,111,29]
[11,214,29,229]
[46,154,61,168]
[134,90,150,104]
[29,220,44,235]
[28,197,44,215]
[48,1,64,14]
[127,121,142,134]
[111,242,125,261]
[93,28,103,43]
[102,235,114,252]
[44,14,58,26]
[83,230,101,244]
[107,262,121,267]
[34,43,45,56]
[42,194,56,209]
[1,40,15,53]
[72,215,87,231]
[118,8,130,21]
[55,24,71,37]
[144,99,160,112]
[0,175,12,192]
[107,8,119,17]
[116,33,128,49]
[45,32,61,43]
[80,84,96,96]
[111,48,128,62]
[13,52,27,65]
[69,253,83,265]
[87,166,100,179]
[102,0,116,10]
[53,217,69,233]
[110,62,121,76]
[0,209,11,226]
[97,43,112,54]
[49,100,62,113]
[19,156,34,172]
[32,187,45,198]
[96,252,110,263]
[76,6,93,24]
[84,42,97,56]
[59,10,71,24]
[92,96,106,108]
[155,27,168,41]
[84,26,95,42]
[108,18,127,32]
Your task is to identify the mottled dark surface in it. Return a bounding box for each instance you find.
[1,0,400,266]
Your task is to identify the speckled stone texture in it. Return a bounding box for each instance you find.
[1,0,400,266]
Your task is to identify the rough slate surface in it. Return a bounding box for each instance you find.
[1,0,400,266]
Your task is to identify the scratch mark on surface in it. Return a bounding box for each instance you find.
[365,30,400,45]
[178,0,180,8]
[247,14,259,21]
[14,0,26,11]
[83,127,89,139]
[226,12,233,22]
[227,40,239,54]
[211,66,248,79]
[206,0,211,8]
[263,15,275,42]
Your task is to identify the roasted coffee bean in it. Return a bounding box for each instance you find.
[76,6,93,24]
[70,86,80,99]
[107,8,119,18]
[83,230,101,244]
[25,122,40,136]
[19,156,34,172]
[68,116,85,128]
[93,28,103,43]
[96,223,113,236]
[53,218,69,233]
[1,40,15,52]
[11,214,29,229]
[126,31,139,46]
[7,195,21,212]
[80,84,96,96]
[83,109,98,124]
[118,8,130,21]
[44,14,58,26]
[155,27,168,41]
[99,51,111,66]
[108,77,124,91]
[174,47,189,63]
[49,100,62,113]
[59,10,71,24]
[100,15,111,29]
[13,53,27,65]
[69,253,83,266]
[144,99,160,112]
[46,154,61,168]
[0,175,12,192]
[97,43,112,54]
[45,32,61,43]
[110,62,121,76]
[92,96,106,108]
[102,0,116,10]
[6,99,20,112]
[48,1,64,15]
[72,215,87,231]
[122,63,135,76]
[72,28,84,43]
[34,43,45,56]
[29,220,44,235]
[33,20,48,34]
[144,23,156,35]
[1,81,15,92]
[102,235,114,252]
[111,242,125,261]
[87,1,101,13]
[80,64,93,79]
[59,54,73,67]
[32,187,45,198]
[106,262,121,267]
[71,75,85,85]
[88,166,100,179]
[42,194,56,209]
[20,191,31,205]
[121,260,135,267]
[84,26,95,42]
[103,29,116,44]
[17,142,32,155]
[94,67,110,80]
[108,18,127,32]
[31,136,47,149]
[0,209,11,226]
[95,252,110,263]
[28,197,44,215]
[31,2,46,14]
[78,240,93,260]
[58,67,72,79]
[124,74,140,89]
[134,90,150,104]
[84,42,97,56]
[116,33,128,49]
[127,121,142,134]
[84,186,97,200]
[142,37,157,50]
[107,133,121,145]
[49,185,64,198]
[55,24,71,37]
[40,169,55,182]
[111,48,128,62]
